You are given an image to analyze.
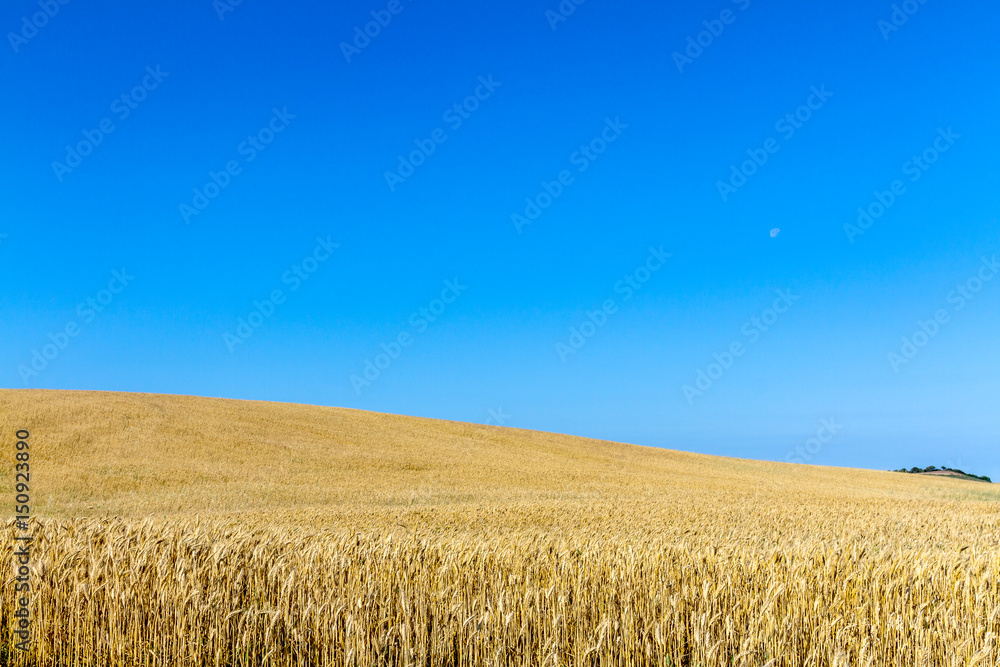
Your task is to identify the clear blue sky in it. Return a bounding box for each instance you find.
[2,0,998,480]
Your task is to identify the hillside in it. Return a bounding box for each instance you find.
[2,389,996,519]
[3,390,1000,666]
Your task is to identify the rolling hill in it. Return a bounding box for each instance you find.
[2,389,998,666]
[1,389,995,519]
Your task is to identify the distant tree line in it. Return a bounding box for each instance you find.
[891,465,992,483]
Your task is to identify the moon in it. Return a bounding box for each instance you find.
[770,228,780,238]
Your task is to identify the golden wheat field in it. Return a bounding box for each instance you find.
[1,389,998,666]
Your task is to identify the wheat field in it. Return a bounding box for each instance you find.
[1,389,998,666]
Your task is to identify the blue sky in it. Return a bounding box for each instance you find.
[2,0,998,480]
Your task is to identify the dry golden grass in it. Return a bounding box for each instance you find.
[1,389,998,666]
